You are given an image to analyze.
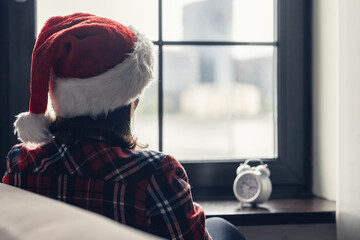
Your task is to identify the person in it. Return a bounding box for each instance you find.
[2,13,245,240]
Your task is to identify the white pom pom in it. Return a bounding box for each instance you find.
[14,112,53,147]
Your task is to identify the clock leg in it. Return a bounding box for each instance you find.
[250,202,258,208]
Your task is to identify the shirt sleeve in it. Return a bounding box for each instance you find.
[146,155,212,240]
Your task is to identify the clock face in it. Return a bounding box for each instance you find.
[236,173,260,200]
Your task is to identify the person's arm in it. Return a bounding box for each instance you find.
[146,155,211,240]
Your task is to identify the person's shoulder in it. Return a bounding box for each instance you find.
[158,153,183,170]
[7,142,50,158]
[7,143,24,159]
[128,149,167,169]
[126,149,185,176]
[132,149,181,167]
[139,151,187,179]
[6,142,55,173]
[131,149,166,161]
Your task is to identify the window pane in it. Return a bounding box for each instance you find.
[36,0,158,40]
[133,80,159,151]
[133,47,159,151]
[163,46,276,160]
[163,0,274,42]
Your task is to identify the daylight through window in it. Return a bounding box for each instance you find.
[37,0,277,160]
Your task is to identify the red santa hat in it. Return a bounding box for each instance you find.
[14,13,155,146]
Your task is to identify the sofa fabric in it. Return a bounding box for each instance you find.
[0,183,162,240]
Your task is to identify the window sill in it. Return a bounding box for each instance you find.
[198,198,336,226]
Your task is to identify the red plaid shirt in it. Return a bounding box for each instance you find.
[2,137,211,240]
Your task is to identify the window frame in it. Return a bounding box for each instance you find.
[155,0,312,200]
[184,0,312,200]
[1,0,312,200]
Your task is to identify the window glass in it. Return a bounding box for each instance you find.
[133,47,159,150]
[163,0,274,42]
[37,0,277,160]
[163,46,276,160]
[36,0,158,40]
[133,80,159,151]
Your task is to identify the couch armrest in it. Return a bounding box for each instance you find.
[0,183,162,240]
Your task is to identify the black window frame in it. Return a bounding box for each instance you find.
[182,0,312,200]
[1,0,312,200]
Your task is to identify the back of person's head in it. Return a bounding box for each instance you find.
[13,13,155,148]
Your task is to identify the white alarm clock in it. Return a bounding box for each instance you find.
[233,159,272,206]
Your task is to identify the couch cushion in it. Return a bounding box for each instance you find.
[0,183,161,240]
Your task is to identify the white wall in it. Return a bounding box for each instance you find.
[313,0,360,239]
[312,0,338,201]
[337,0,360,239]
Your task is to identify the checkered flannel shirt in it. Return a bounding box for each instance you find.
[2,137,211,240]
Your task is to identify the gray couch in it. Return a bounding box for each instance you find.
[0,183,161,240]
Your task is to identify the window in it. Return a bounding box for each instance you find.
[36,0,277,160]
[1,0,311,199]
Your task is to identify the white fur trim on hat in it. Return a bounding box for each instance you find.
[14,112,52,147]
[50,26,155,118]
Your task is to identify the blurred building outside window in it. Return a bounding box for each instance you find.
[37,0,276,160]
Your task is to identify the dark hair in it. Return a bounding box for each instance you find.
[49,104,144,149]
